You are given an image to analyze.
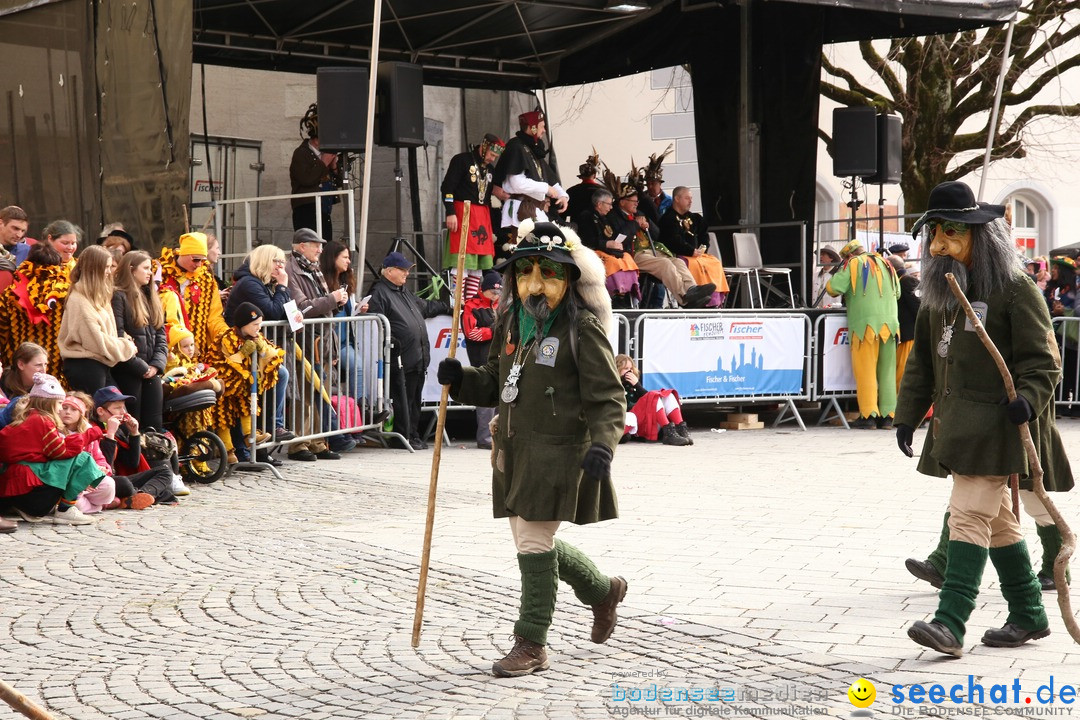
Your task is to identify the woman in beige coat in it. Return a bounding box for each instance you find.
[59,245,137,395]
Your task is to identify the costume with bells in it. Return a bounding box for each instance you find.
[0,255,71,382]
[201,303,285,454]
[896,181,1072,657]
[439,220,628,677]
[158,233,230,354]
[826,239,900,426]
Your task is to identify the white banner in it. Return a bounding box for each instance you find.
[640,315,805,398]
[422,316,469,403]
[821,313,856,392]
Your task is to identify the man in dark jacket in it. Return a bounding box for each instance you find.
[896,181,1072,657]
[367,251,450,450]
[437,221,627,678]
[283,228,356,460]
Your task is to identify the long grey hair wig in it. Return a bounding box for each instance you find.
[918,218,1024,312]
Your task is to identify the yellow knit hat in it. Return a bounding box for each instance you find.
[168,325,194,349]
[178,232,208,256]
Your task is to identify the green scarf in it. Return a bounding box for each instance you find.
[516,302,562,345]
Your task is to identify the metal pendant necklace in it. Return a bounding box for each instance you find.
[937,307,961,358]
[501,338,537,403]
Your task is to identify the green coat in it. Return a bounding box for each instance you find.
[453,307,624,524]
[895,274,1073,492]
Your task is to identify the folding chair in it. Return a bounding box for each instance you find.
[709,232,755,308]
[732,232,795,308]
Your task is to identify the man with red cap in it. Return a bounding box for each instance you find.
[493,109,567,233]
[441,133,506,300]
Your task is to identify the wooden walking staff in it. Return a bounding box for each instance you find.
[0,679,55,720]
[946,273,1080,644]
[412,200,472,647]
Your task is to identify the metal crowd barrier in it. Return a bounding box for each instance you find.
[238,314,397,476]
[630,310,813,430]
[1053,316,1080,414]
[810,312,857,429]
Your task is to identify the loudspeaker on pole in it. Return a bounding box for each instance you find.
[865,113,902,185]
[316,67,369,152]
[377,62,425,148]
[832,106,877,178]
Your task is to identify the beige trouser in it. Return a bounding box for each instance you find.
[948,472,1024,548]
[1019,488,1054,527]
[509,516,561,554]
[634,252,695,304]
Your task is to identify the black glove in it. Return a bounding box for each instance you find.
[437,358,463,387]
[581,443,613,481]
[1005,395,1034,425]
[895,423,915,458]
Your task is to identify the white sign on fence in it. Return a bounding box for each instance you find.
[821,313,856,393]
[640,315,805,398]
[422,316,469,403]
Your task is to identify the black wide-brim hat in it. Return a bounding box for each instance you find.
[494,220,580,279]
[910,181,1005,239]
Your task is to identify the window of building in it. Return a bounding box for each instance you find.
[1009,197,1039,258]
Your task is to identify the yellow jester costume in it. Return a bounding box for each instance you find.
[826,240,901,422]
[0,258,72,381]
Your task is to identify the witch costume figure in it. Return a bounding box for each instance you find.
[437,219,628,677]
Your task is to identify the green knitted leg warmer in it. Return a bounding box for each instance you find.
[1036,524,1071,584]
[925,511,950,575]
[933,541,988,645]
[555,539,611,606]
[989,541,1049,631]
[513,549,559,646]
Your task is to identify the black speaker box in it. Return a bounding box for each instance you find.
[377,62,425,148]
[316,67,368,152]
[832,106,877,177]
[866,113,902,185]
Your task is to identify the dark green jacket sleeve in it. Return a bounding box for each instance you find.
[575,313,626,453]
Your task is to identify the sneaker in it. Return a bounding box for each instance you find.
[329,436,358,453]
[128,492,156,511]
[274,427,297,442]
[171,475,190,497]
[50,506,95,525]
[14,508,45,523]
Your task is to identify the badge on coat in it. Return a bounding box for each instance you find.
[536,337,560,367]
[965,302,988,331]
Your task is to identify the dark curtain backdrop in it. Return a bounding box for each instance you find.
[0,0,190,250]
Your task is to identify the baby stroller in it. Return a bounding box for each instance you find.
[161,388,228,484]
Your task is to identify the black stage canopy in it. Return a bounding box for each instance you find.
[183,0,1020,90]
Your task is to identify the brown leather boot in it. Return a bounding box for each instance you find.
[492,635,549,677]
[591,576,628,643]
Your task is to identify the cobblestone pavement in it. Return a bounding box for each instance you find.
[4,417,1080,720]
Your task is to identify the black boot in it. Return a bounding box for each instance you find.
[905,511,949,589]
[674,422,693,445]
[659,424,690,446]
[1036,523,1070,591]
[908,541,987,656]
[983,541,1049,648]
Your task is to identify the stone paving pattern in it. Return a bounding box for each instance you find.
[4,417,1080,719]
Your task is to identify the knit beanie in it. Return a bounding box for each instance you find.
[178,232,208,256]
[231,302,264,329]
[29,372,65,399]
